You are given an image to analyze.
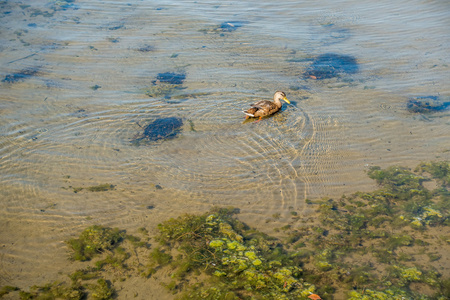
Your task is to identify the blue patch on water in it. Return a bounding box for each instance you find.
[219,21,247,32]
[304,53,358,79]
[2,68,39,83]
[407,96,450,113]
[154,72,186,85]
[132,117,184,144]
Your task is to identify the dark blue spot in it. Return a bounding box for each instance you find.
[219,21,246,32]
[407,96,450,113]
[304,53,358,79]
[155,72,186,85]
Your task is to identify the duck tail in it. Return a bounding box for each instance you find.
[242,111,254,118]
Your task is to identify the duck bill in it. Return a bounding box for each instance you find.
[283,97,290,104]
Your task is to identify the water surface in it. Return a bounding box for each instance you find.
[0,0,449,294]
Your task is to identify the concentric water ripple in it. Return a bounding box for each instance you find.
[1,0,449,293]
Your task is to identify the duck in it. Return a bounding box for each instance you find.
[242,91,290,120]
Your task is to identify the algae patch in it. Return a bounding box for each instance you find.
[407,96,450,113]
[303,53,358,80]
[2,67,40,83]
[131,117,184,146]
[153,207,316,299]
[278,161,449,299]
[64,184,116,193]
[86,184,115,192]
[3,161,449,299]
[67,225,126,261]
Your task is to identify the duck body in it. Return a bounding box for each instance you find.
[243,91,290,119]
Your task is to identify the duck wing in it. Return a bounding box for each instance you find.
[250,100,279,117]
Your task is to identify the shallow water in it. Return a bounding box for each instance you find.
[0,0,449,293]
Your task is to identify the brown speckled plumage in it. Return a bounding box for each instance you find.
[243,91,290,120]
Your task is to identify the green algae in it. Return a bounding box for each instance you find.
[149,247,172,266]
[67,184,115,193]
[281,161,450,299]
[415,161,450,186]
[95,246,130,270]
[18,278,115,300]
[18,281,84,300]
[5,226,145,299]
[67,225,126,261]
[89,279,114,300]
[69,267,100,282]
[0,286,19,297]
[144,83,186,98]
[153,207,316,299]
[87,184,115,192]
[3,161,449,299]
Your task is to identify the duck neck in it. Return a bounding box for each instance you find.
[273,97,283,108]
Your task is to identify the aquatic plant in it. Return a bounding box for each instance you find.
[144,71,187,100]
[347,288,410,300]
[69,267,100,282]
[7,161,449,299]
[18,281,84,300]
[86,184,115,192]
[282,161,450,298]
[145,82,186,98]
[89,279,114,300]
[149,247,172,266]
[66,225,125,261]
[406,96,450,113]
[303,53,358,80]
[154,72,186,85]
[95,246,130,270]
[135,44,155,52]
[218,21,247,32]
[0,286,19,297]
[68,184,115,193]
[2,67,39,83]
[153,207,317,299]
[415,161,450,186]
[200,21,247,35]
[367,166,428,200]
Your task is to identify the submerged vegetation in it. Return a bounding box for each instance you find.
[145,71,187,100]
[280,163,449,299]
[143,159,450,299]
[154,207,316,299]
[303,53,358,80]
[1,162,448,299]
[200,21,248,35]
[66,225,126,261]
[64,183,116,193]
[2,67,40,83]
[407,96,450,113]
[131,117,184,146]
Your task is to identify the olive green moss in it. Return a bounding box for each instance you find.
[144,83,186,98]
[415,161,450,186]
[66,184,115,193]
[86,184,115,192]
[0,286,19,297]
[18,281,84,300]
[154,207,316,299]
[281,162,449,299]
[89,279,114,300]
[9,226,143,299]
[2,161,448,299]
[15,278,114,300]
[67,225,126,261]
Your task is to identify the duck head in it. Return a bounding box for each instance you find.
[274,91,290,104]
